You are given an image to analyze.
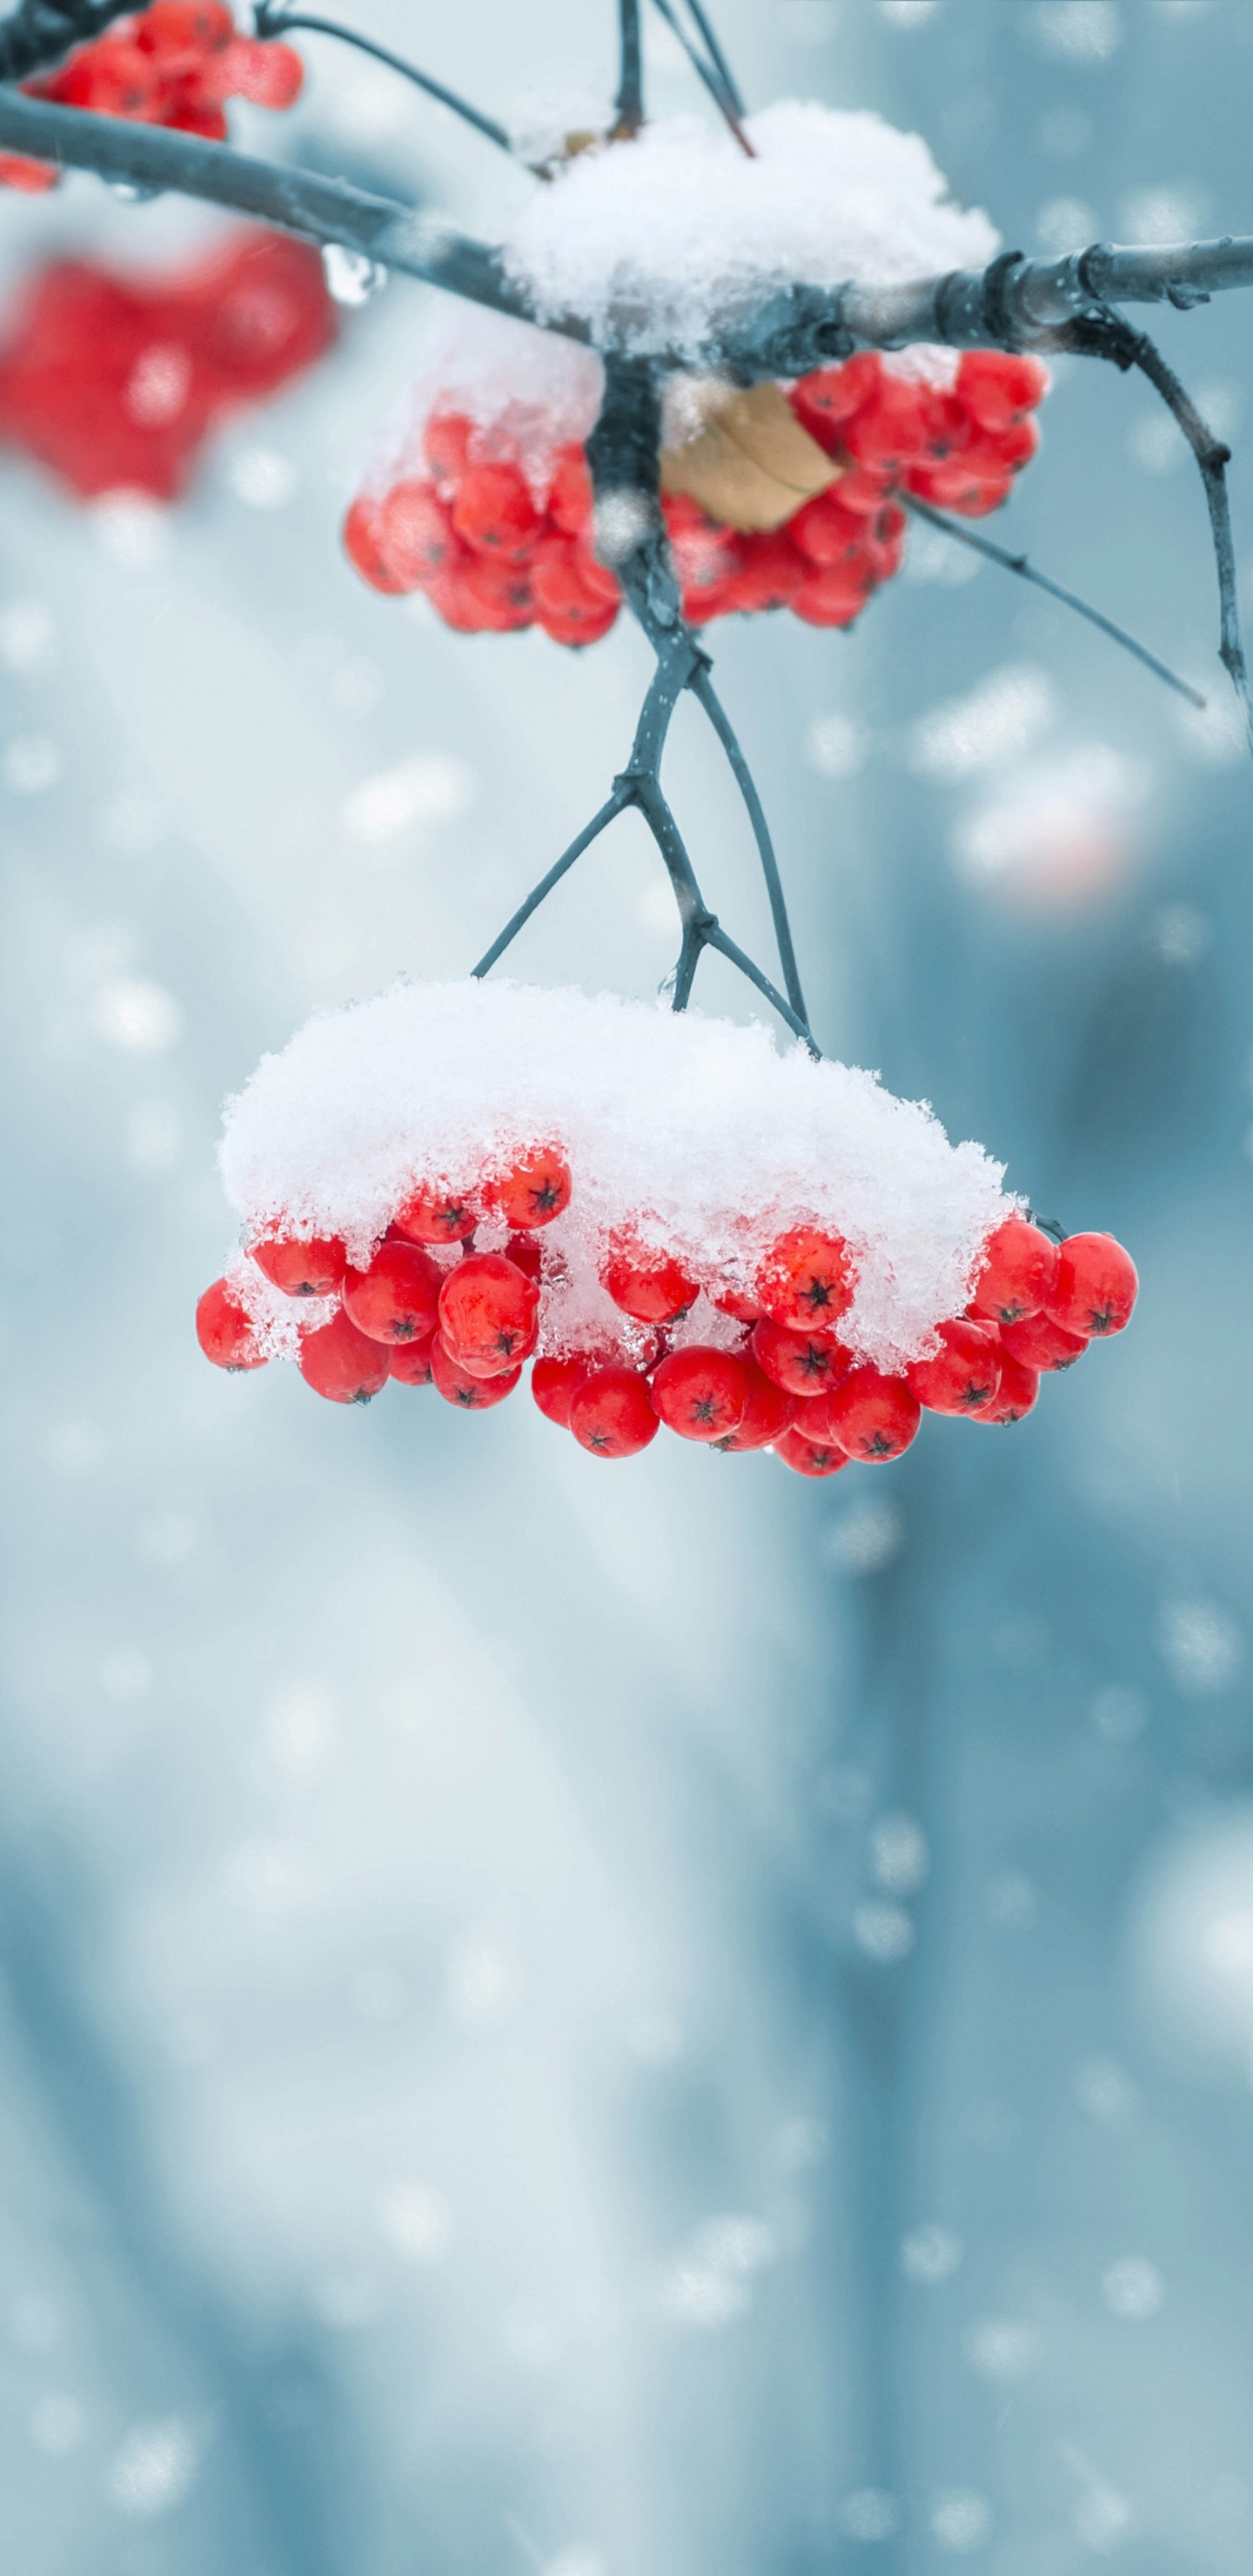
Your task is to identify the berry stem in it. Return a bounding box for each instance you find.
[614,0,643,135]
[901,493,1206,710]
[647,0,754,156]
[251,7,513,153]
[471,792,627,977]
[689,666,809,1024]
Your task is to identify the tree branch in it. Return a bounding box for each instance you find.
[648,0,754,156]
[900,493,1206,709]
[0,91,551,323]
[1,89,1252,374]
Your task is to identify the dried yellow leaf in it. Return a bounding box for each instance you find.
[660,379,842,533]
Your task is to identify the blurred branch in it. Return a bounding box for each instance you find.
[614,0,642,135]
[251,5,513,154]
[0,0,131,81]
[901,493,1207,709]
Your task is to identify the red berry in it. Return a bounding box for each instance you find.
[1046,1232,1138,1338]
[568,1366,659,1459]
[531,1352,598,1427]
[504,1231,544,1283]
[430,555,534,633]
[546,442,593,532]
[999,1312,1087,1372]
[0,153,59,192]
[973,1353,1039,1425]
[251,1231,347,1297]
[220,35,304,106]
[956,351,1049,435]
[389,1327,438,1386]
[392,1184,479,1244]
[298,1308,391,1404]
[651,1346,750,1443]
[422,409,473,481]
[714,1361,798,1452]
[751,1315,850,1398]
[792,564,872,628]
[819,1368,921,1463]
[774,1426,848,1479]
[832,460,896,515]
[488,1143,572,1230]
[342,496,409,595]
[713,1284,764,1324]
[53,37,159,113]
[430,1336,519,1409]
[841,378,928,474]
[376,479,459,586]
[602,1233,699,1325]
[720,533,804,614]
[340,1239,443,1344]
[969,1216,1060,1325]
[788,353,881,451]
[906,1318,1002,1416]
[760,1225,855,1332]
[437,1253,539,1376]
[137,0,233,57]
[196,1276,266,1370]
[787,487,874,570]
[451,461,541,560]
[531,543,620,645]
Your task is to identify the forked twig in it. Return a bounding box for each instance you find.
[1066,286,1253,757]
[901,493,1206,708]
[649,0,754,155]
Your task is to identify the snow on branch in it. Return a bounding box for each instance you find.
[0,89,1250,372]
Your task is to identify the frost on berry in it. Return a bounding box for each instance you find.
[196,1276,266,1371]
[437,1253,539,1376]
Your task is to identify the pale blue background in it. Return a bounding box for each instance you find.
[0,2,1250,2568]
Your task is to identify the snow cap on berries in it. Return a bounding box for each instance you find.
[500,101,1000,359]
[217,977,1012,1373]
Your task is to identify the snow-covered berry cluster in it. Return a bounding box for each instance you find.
[194,982,1136,1477]
[0,230,335,499]
[0,0,303,194]
[343,347,1045,640]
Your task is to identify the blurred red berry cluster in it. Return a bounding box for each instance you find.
[0,0,304,193]
[0,227,336,498]
[343,347,1047,641]
[198,1175,1136,1478]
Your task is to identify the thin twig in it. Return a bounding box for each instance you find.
[901,493,1206,709]
[471,793,626,976]
[614,0,643,134]
[706,924,820,1056]
[649,0,754,154]
[689,667,808,1022]
[680,0,746,117]
[252,7,513,152]
[1067,294,1253,757]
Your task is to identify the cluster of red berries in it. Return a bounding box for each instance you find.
[0,0,303,194]
[197,1168,1136,1478]
[0,229,335,499]
[342,348,1046,641]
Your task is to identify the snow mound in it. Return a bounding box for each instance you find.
[501,101,1000,358]
[218,980,1014,1372]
